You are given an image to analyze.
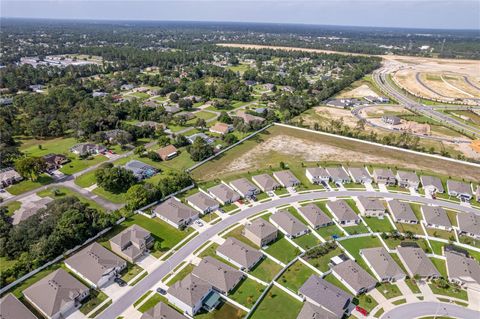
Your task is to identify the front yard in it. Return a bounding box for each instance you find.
[250,286,303,319]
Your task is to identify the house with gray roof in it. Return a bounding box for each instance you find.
[243,219,278,247]
[0,293,38,319]
[396,171,420,189]
[252,174,280,192]
[445,251,480,289]
[296,302,337,319]
[273,170,301,188]
[167,274,215,316]
[372,168,396,186]
[298,275,352,318]
[332,260,377,295]
[420,175,445,194]
[65,242,126,288]
[387,200,418,224]
[360,247,405,282]
[326,167,351,184]
[348,167,372,184]
[124,160,158,180]
[207,183,240,205]
[298,204,333,229]
[217,237,263,271]
[23,269,89,319]
[270,210,309,238]
[0,168,23,189]
[187,192,220,215]
[11,197,52,225]
[164,105,181,114]
[192,256,244,295]
[229,178,260,199]
[397,246,440,278]
[421,206,452,231]
[447,180,472,200]
[140,302,187,319]
[305,167,330,184]
[109,225,154,263]
[154,197,199,229]
[326,200,360,226]
[457,213,480,239]
[70,143,106,156]
[355,197,385,218]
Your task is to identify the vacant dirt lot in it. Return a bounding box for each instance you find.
[338,84,378,98]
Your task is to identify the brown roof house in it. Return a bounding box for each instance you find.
[65,242,127,288]
[326,200,360,226]
[23,269,89,319]
[140,302,187,319]
[270,210,309,238]
[273,170,301,188]
[252,174,280,192]
[109,225,154,263]
[421,205,453,231]
[207,183,240,205]
[445,250,480,289]
[457,213,480,239]
[360,247,405,282]
[209,122,232,135]
[298,275,352,318]
[43,153,69,171]
[217,237,263,271]
[166,274,216,316]
[235,110,265,125]
[243,218,278,247]
[0,294,38,319]
[387,200,418,224]
[331,260,377,295]
[156,144,178,161]
[187,192,220,215]
[229,178,260,199]
[154,197,199,229]
[298,204,333,229]
[373,168,396,186]
[397,246,440,279]
[355,197,385,218]
[192,256,244,295]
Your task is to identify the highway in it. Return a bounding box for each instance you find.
[380,301,480,319]
[98,190,480,319]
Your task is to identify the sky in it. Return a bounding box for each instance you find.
[1,0,479,30]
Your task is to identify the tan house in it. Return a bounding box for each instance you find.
[243,218,278,247]
[109,225,154,263]
[209,122,232,135]
[156,144,178,161]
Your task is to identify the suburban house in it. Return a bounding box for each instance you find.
[156,144,178,161]
[43,153,69,171]
[154,197,199,229]
[103,129,130,144]
[235,110,265,125]
[207,183,241,205]
[192,256,244,295]
[445,250,480,289]
[421,205,453,231]
[11,197,53,225]
[167,274,217,316]
[164,105,181,114]
[457,213,480,239]
[70,143,106,156]
[331,260,377,295]
[420,175,445,194]
[447,180,473,200]
[396,246,440,278]
[305,167,330,184]
[326,167,351,184]
[0,167,23,188]
[298,204,333,229]
[273,170,301,188]
[252,174,281,192]
[186,192,220,215]
[140,302,187,319]
[23,269,90,319]
[229,178,260,199]
[372,168,396,186]
[355,197,386,217]
[136,121,165,131]
[270,210,309,238]
[387,200,418,224]
[109,225,154,263]
[242,219,278,247]
[209,122,232,135]
[0,294,38,319]
[216,237,263,271]
[65,242,127,289]
[326,200,360,226]
[124,160,158,180]
[298,275,352,318]
[348,167,373,184]
[296,303,337,319]
[187,133,214,145]
[360,247,405,282]
[396,170,420,189]
[382,115,401,125]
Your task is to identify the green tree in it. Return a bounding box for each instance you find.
[125,183,160,211]
[187,137,214,161]
[95,166,137,193]
[14,156,47,181]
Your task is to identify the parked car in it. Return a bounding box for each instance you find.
[195,220,204,227]
[355,306,368,316]
[114,277,127,287]
[156,287,167,295]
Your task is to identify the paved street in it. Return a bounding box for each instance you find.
[380,301,480,319]
[98,190,480,319]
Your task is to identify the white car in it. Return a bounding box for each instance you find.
[195,220,204,227]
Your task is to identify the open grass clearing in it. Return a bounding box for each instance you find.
[316,224,344,240]
[304,246,343,273]
[249,285,303,319]
[277,260,316,293]
[166,263,194,285]
[364,217,395,233]
[429,281,468,301]
[229,277,266,308]
[292,233,320,250]
[263,234,300,264]
[249,257,283,282]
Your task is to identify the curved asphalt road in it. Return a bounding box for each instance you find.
[380,301,480,319]
[99,190,480,319]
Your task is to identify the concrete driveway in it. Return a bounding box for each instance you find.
[136,254,157,272]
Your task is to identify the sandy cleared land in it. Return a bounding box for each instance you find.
[338,84,379,98]
[360,105,413,118]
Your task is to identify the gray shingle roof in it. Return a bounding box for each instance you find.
[298,204,332,228]
[422,206,452,228]
[420,175,444,193]
[167,274,212,307]
[326,200,359,222]
[186,192,219,212]
[348,167,371,182]
[332,260,377,293]
[154,198,199,225]
[325,167,350,181]
[244,219,278,241]
[445,251,480,285]
[397,246,440,277]
[252,174,280,191]
[192,256,243,293]
[140,301,186,319]
[217,237,263,269]
[207,184,240,203]
[229,178,259,196]
[109,224,151,259]
[387,200,417,222]
[296,302,337,319]
[270,210,308,236]
[357,197,385,212]
[457,213,480,237]
[396,170,419,183]
[360,247,404,280]
[306,167,329,178]
[447,180,472,196]
[0,294,38,319]
[273,170,300,187]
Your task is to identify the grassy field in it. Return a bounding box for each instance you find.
[249,257,283,282]
[430,258,448,278]
[383,237,430,252]
[0,200,21,216]
[166,263,194,285]
[277,260,316,293]
[37,186,105,212]
[137,294,168,313]
[120,263,144,283]
[364,217,395,233]
[229,277,266,307]
[7,175,53,195]
[263,234,300,264]
[429,281,468,301]
[292,233,320,250]
[339,236,383,260]
[343,223,370,235]
[377,283,402,299]
[250,286,303,319]
[316,224,344,240]
[304,246,343,272]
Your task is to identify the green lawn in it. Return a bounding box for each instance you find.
[429,281,468,301]
[120,263,144,283]
[196,301,246,319]
[199,243,238,269]
[342,223,370,235]
[316,224,344,240]
[7,175,53,195]
[137,294,169,313]
[377,283,402,299]
[229,277,266,307]
[166,263,194,285]
[405,278,421,294]
[223,225,259,248]
[0,201,21,216]
[250,286,303,319]
[75,170,97,188]
[426,228,455,241]
[249,257,283,282]
[383,237,430,253]
[392,299,406,305]
[37,186,105,212]
[339,236,383,260]
[459,235,480,250]
[277,260,316,293]
[429,240,446,255]
[394,222,425,235]
[430,258,448,278]
[79,289,108,315]
[264,234,300,264]
[355,293,378,313]
[304,246,343,272]
[364,217,395,233]
[292,233,320,250]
